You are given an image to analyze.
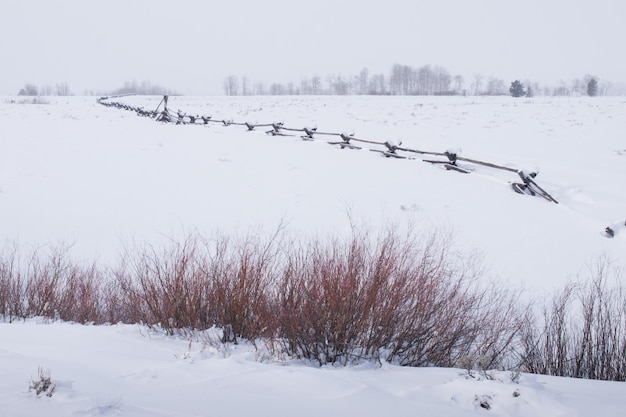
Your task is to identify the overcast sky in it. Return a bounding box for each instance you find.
[1,0,625,95]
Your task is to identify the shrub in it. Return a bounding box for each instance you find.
[0,244,21,322]
[17,97,50,105]
[114,231,280,338]
[518,257,626,381]
[4,233,626,381]
[0,229,523,369]
[114,236,210,334]
[270,228,522,368]
[0,244,110,324]
[29,367,55,397]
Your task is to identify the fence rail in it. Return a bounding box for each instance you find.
[97,95,558,204]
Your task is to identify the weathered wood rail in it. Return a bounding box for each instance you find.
[97,95,559,204]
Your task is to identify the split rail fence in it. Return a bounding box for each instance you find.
[97,95,559,204]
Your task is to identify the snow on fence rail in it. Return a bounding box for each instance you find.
[97,95,559,204]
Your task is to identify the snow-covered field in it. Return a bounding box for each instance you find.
[1,95,625,416]
[3,320,626,417]
[2,95,625,289]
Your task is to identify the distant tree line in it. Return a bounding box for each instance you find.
[13,72,609,98]
[509,75,603,98]
[104,79,176,96]
[17,80,176,97]
[17,82,71,96]
[224,64,611,97]
[224,64,466,96]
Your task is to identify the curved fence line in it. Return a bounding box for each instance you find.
[97,95,558,204]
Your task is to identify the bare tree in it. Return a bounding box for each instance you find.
[433,66,452,94]
[485,76,507,95]
[331,74,350,95]
[55,82,71,96]
[389,64,403,95]
[109,80,173,96]
[571,78,584,96]
[223,75,240,96]
[525,80,540,97]
[390,64,416,95]
[311,74,322,95]
[40,85,53,96]
[471,73,483,95]
[552,80,570,96]
[300,77,312,95]
[368,73,387,95]
[269,83,286,95]
[241,76,249,96]
[417,65,433,95]
[453,75,465,95]
[358,67,369,95]
[253,81,265,95]
[599,79,611,95]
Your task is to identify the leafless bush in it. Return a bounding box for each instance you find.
[271,227,522,368]
[17,97,50,105]
[0,244,24,322]
[114,236,210,334]
[519,257,626,381]
[99,277,128,324]
[202,230,280,343]
[0,244,111,324]
[5,234,625,381]
[1,229,523,369]
[54,262,106,324]
[519,284,576,376]
[113,229,281,339]
[383,236,522,369]
[272,232,378,365]
[21,245,97,320]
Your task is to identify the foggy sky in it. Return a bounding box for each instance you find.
[1,0,625,95]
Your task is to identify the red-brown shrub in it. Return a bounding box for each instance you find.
[0,228,524,372]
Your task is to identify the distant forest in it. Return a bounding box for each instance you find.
[16,80,176,98]
[223,63,611,97]
[15,64,613,97]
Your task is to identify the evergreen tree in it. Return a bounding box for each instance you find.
[587,78,598,97]
[509,80,525,97]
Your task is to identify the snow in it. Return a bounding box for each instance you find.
[1,95,626,416]
[2,320,626,417]
[2,95,624,290]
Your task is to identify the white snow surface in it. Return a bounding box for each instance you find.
[2,320,626,417]
[1,95,626,416]
[2,95,625,290]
